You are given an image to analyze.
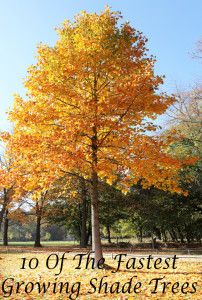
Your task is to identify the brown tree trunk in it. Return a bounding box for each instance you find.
[91,125,103,265]
[170,229,178,242]
[0,189,7,229]
[0,208,5,229]
[177,227,184,243]
[162,230,167,243]
[34,202,42,247]
[138,226,143,243]
[91,169,103,265]
[185,225,192,243]
[3,209,9,246]
[106,225,111,244]
[80,178,88,248]
[87,222,91,245]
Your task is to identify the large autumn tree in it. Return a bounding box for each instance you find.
[9,8,192,263]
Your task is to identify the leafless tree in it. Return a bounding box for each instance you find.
[192,38,202,62]
[166,84,202,153]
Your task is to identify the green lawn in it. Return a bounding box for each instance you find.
[0,240,77,247]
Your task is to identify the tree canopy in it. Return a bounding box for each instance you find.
[5,8,195,263]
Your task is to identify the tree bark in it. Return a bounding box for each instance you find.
[151,233,156,249]
[87,223,91,246]
[106,225,111,244]
[91,169,103,265]
[3,209,9,246]
[0,188,7,229]
[138,226,143,243]
[162,230,167,243]
[91,125,103,265]
[185,225,192,243]
[0,208,5,229]
[177,227,184,243]
[80,178,88,248]
[34,202,42,247]
[170,229,178,242]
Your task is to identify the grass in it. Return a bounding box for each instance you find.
[0,240,77,247]
[1,240,202,259]
[0,252,201,299]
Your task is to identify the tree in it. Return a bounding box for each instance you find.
[99,182,126,243]
[0,144,27,245]
[128,183,202,244]
[167,84,202,156]
[0,153,15,229]
[192,38,202,62]
[2,207,27,246]
[164,84,202,243]
[2,132,58,247]
[9,8,192,264]
[44,175,91,247]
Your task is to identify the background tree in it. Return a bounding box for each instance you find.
[45,175,91,247]
[192,38,202,61]
[0,153,15,228]
[167,84,202,155]
[99,182,126,243]
[0,145,28,245]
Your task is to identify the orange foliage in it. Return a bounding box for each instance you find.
[7,8,194,195]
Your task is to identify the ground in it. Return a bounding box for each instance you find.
[0,247,201,299]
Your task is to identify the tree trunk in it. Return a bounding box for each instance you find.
[3,209,9,246]
[177,227,184,243]
[34,202,42,247]
[138,226,143,243]
[0,189,7,229]
[87,223,91,246]
[91,125,103,265]
[151,233,157,249]
[91,169,103,265]
[168,230,174,242]
[106,225,111,244]
[170,229,177,242]
[0,208,4,229]
[185,226,192,243]
[80,178,88,248]
[162,230,167,243]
